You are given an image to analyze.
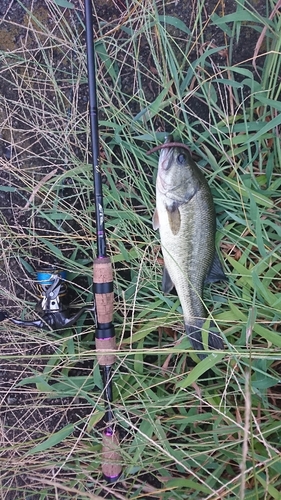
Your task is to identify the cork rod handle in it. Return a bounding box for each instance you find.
[94,257,116,365]
[93,257,114,324]
[102,431,122,482]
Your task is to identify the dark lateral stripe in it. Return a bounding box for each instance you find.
[93,281,113,294]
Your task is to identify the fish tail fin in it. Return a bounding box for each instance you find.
[185,320,224,358]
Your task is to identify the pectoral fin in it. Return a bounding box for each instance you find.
[167,206,181,235]
[152,209,159,230]
[162,266,174,293]
[205,252,227,284]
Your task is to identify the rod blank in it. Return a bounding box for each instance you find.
[84,0,106,259]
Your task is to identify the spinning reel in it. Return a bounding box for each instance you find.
[3,268,94,331]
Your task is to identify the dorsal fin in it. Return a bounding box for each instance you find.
[205,252,227,284]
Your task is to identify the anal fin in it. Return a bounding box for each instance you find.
[162,266,174,294]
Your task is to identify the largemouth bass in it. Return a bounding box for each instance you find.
[152,141,226,356]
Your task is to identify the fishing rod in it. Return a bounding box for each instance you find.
[84,0,122,482]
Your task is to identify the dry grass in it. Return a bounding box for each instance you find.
[0,0,281,498]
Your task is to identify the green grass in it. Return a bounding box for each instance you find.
[0,0,281,498]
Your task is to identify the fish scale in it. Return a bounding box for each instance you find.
[153,143,226,356]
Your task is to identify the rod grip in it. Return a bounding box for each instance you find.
[102,430,122,482]
[93,257,116,365]
[93,257,114,324]
[95,337,116,365]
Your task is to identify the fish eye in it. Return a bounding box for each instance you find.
[177,153,186,164]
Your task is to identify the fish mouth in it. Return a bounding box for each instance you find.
[146,134,191,172]
[150,136,193,193]
[159,146,174,171]
[157,177,185,198]
[157,163,184,196]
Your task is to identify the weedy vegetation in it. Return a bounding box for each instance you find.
[0,0,280,498]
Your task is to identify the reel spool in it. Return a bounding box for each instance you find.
[36,268,67,313]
